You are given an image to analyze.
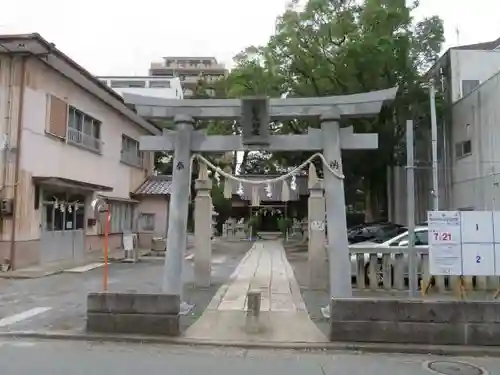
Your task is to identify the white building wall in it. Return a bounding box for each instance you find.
[99,77,183,99]
[388,49,500,223]
[450,49,500,103]
[0,57,154,243]
[451,71,500,210]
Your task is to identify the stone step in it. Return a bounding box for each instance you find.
[283,242,308,253]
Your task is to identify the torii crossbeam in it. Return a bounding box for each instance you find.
[123,87,398,300]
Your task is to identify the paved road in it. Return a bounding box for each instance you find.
[0,243,249,333]
[0,338,498,374]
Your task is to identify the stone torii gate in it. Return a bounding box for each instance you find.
[124,88,397,300]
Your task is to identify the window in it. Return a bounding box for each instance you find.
[390,230,428,246]
[67,106,102,153]
[109,202,134,234]
[110,80,146,88]
[47,95,68,138]
[462,80,480,97]
[42,191,86,232]
[121,135,144,167]
[415,230,428,245]
[149,80,171,88]
[389,234,408,246]
[139,213,155,232]
[455,140,472,159]
[463,139,472,154]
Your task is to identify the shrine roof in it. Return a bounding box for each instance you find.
[133,175,172,196]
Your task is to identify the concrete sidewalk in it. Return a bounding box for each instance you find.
[184,241,327,343]
[0,248,128,279]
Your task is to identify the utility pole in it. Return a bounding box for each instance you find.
[430,84,439,211]
[406,119,418,298]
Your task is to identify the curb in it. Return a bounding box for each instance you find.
[1,330,500,357]
[0,270,64,279]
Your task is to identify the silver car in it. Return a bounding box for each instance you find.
[348,226,429,283]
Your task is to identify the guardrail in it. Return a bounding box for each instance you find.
[67,127,102,153]
[349,247,500,292]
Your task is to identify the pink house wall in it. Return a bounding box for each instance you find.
[136,197,169,248]
[0,55,156,267]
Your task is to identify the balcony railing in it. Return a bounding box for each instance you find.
[67,127,102,153]
[121,150,143,167]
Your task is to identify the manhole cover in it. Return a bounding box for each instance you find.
[424,360,487,375]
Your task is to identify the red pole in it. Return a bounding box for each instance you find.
[103,208,110,292]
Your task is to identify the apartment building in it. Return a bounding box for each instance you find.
[149,56,228,97]
[98,76,183,100]
[0,33,171,269]
[387,37,500,224]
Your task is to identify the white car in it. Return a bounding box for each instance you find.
[348,226,429,284]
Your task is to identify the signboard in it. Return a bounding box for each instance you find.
[428,210,499,276]
[123,233,136,251]
[241,97,270,145]
[428,211,462,275]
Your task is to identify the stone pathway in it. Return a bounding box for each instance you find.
[184,241,327,343]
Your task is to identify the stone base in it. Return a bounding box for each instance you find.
[87,292,180,336]
[329,298,500,346]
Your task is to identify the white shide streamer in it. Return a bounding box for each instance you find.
[191,152,343,187]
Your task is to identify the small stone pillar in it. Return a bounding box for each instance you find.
[245,291,262,333]
[308,180,328,290]
[194,177,213,287]
[301,218,309,241]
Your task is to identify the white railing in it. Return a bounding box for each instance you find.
[121,150,143,167]
[67,127,102,153]
[349,247,500,292]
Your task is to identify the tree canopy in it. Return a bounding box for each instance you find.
[154,0,445,220]
[224,0,445,218]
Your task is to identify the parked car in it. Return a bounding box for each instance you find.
[348,222,406,244]
[348,226,429,284]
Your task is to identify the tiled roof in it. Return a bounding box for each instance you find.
[134,175,172,195]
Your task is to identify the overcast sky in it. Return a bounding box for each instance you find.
[1,0,499,76]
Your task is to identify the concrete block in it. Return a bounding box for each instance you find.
[330,298,471,323]
[87,312,180,336]
[466,323,500,346]
[462,301,500,323]
[395,300,466,323]
[329,298,500,346]
[330,321,465,345]
[87,293,180,315]
[330,298,398,321]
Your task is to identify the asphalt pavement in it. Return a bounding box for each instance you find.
[0,242,250,334]
[0,338,499,375]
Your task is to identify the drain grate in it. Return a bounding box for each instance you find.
[424,360,487,375]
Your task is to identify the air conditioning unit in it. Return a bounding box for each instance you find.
[0,199,13,216]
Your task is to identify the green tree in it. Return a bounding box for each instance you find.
[232,0,444,219]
